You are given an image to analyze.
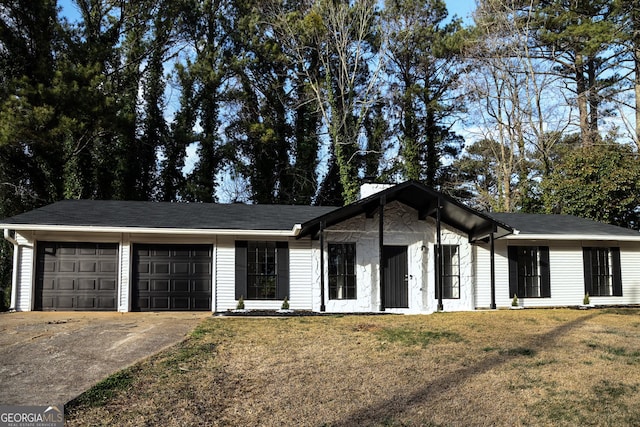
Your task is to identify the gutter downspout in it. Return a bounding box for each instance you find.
[3,229,18,311]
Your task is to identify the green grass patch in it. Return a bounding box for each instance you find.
[69,369,136,408]
[376,327,463,348]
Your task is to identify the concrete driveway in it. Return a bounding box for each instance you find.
[0,311,207,406]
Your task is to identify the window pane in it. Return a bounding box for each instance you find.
[328,243,357,300]
[246,241,279,300]
[442,245,460,299]
[517,246,541,298]
[590,248,612,296]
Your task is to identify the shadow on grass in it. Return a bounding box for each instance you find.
[332,311,600,427]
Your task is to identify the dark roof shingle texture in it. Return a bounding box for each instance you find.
[487,212,640,237]
[0,200,337,231]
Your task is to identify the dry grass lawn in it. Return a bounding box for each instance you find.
[66,309,640,426]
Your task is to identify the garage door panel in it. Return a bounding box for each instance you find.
[193,280,210,292]
[193,262,210,274]
[151,280,170,291]
[79,247,96,255]
[43,261,56,273]
[101,261,117,273]
[98,297,115,309]
[58,279,75,290]
[133,244,212,311]
[154,263,170,274]
[79,261,97,272]
[36,242,118,311]
[78,279,96,290]
[173,262,189,274]
[99,279,116,290]
[193,298,210,310]
[174,280,189,292]
[59,261,75,272]
[173,298,189,309]
[151,297,170,309]
[55,296,75,309]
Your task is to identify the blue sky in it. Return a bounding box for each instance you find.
[59,1,477,24]
[445,0,476,24]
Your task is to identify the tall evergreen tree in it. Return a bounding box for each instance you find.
[383,0,463,188]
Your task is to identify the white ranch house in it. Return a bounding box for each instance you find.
[2,181,640,313]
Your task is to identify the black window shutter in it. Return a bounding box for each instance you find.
[235,241,248,300]
[276,241,290,300]
[508,246,518,299]
[582,247,593,296]
[539,246,551,297]
[612,247,623,296]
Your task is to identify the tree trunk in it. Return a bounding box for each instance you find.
[575,54,590,147]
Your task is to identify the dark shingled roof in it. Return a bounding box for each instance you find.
[0,200,338,231]
[487,212,640,238]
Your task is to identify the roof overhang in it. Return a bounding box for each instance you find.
[297,180,513,242]
[504,233,640,242]
[0,224,299,237]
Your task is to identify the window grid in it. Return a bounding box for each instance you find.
[247,242,278,299]
[328,243,356,300]
[591,248,613,296]
[442,245,460,299]
[517,247,541,298]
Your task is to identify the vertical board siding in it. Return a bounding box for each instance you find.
[289,239,313,310]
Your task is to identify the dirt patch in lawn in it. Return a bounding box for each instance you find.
[66,309,640,426]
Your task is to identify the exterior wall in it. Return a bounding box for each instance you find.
[14,232,34,311]
[475,239,640,308]
[312,201,474,313]
[214,235,315,312]
[8,219,640,313]
[8,229,315,313]
[438,226,475,312]
[289,239,314,310]
[215,236,236,311]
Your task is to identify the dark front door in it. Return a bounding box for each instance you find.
[133,244,212,311]
[383,246,409,308]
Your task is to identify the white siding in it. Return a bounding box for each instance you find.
[289,239,313,310]
[15,232,34,311]
[474,243,492,308]
[602,242,640,306]
[475,240,640,308]
[118,234,130,312]
[215,236,238,312]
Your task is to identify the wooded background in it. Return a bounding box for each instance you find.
[1,0,640,308]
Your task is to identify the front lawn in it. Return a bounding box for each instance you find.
[66,309,640,426]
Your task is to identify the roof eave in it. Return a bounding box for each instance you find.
[0,224,298,237]
[504,233,640,241]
